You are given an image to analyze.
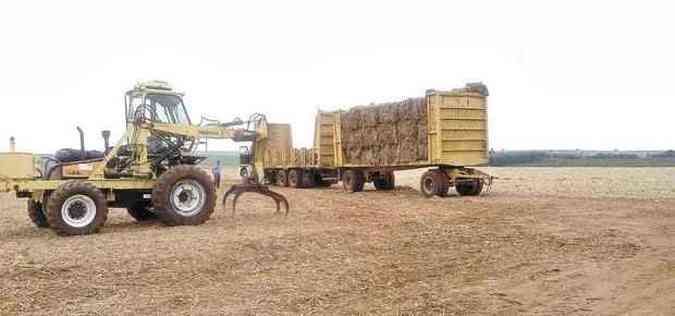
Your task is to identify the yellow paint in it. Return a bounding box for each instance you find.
[257,88,489,170]
[6,179,156,192]
[0,152,34,179]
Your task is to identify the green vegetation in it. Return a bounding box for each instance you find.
[198,151,239,166]
[489,150,675,167]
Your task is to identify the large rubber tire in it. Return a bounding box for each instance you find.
[27,199,49,228]
[302,170,316,188]
[342,169,365,193]
[264,171,275,185]
[456,179,484,196]
[46,181,109,236]
[374,172,395,191]
[314,173,332,187]
[288,169,303,188]
[127,202,158,222]
[420,170,449,198]
[152,165,216,226]
[276,170,289,187]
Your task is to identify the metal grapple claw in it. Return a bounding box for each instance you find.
[223,177,289,217]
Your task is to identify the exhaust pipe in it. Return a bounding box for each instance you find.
[101,130,111,154]
[76,126,85,160]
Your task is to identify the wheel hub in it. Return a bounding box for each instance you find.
[423,177,434,192]
[170,180,206,216]
[61,195,97,228]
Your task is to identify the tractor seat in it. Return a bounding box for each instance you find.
[55,148,105,163]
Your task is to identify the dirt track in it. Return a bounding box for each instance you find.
[1,168,674,315]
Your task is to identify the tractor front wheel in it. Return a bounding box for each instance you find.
[152,165,216,226]
[46,181,109,236]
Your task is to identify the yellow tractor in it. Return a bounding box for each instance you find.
[0,81,287,236]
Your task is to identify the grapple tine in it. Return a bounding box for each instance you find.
[232,191,243,217]
[267,191,290,216]
[223,186,235,206]
[222,177,290,217]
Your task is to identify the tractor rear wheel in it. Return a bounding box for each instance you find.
[127,202,158,222]
[420,170,449,198]
[456,179,484,196]
[288,169,303,188]
[374,172,395,191]
[27,199,49,228]
[46,181,109,235]
[342,169,365,192]
[152,165,216,226]
[276,170,289,187]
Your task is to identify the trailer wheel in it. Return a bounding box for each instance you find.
[276,170,289,187]
[46,181,109,236]
[127,202,158,222]
[27,199,49,228]
[264,170,275,185]
[456,179,484,196]
[342,169,365,192]
[152,165,216,226]
[315,173,332,187]
[374,172,395,191]
[302,170,316,188]
[436,171,450,197]
[420,170,449,198]
[288,169,303,188]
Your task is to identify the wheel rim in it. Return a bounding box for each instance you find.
[289,171,297,186]
[423,177,434,193]
[170,180,206,216]
[344,174,353,187]
[61,195,97,228]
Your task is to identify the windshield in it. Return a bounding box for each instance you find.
[146,94,191,124]
[127,94,191,125]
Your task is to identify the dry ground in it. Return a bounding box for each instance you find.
[1,167,674,315]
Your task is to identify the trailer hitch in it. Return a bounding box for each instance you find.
[222,177,289,217]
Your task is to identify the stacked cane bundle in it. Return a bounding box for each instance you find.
[340,97,428,166]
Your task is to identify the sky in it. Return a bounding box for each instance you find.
[0,0,673,153]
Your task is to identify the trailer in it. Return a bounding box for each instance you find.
[253,83,493,197]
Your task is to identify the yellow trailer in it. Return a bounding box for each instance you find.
[254,83,493,197]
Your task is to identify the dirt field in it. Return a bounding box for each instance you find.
[1,167,674,315]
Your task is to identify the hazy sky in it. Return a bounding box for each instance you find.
[1,0,673,153]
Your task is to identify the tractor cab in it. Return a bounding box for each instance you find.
[47,81,197,180]
[125,80,192,126]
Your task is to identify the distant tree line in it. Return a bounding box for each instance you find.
[651,150,675,158]
[489,149,675,166]
[489,151,549,166]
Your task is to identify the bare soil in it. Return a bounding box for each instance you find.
[1,167,674,315]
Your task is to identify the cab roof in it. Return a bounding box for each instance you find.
[127,80,185,97]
